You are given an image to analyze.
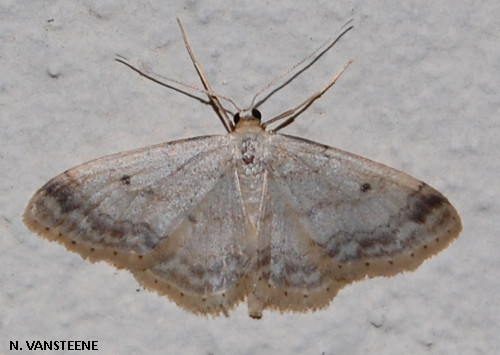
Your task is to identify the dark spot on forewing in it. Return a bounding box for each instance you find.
[120,175,131,185]
[360,183,371,192]
[409,193,446,224]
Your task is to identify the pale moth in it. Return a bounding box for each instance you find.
[24,19,462,319]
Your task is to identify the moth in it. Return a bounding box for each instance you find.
[24,19,461,319]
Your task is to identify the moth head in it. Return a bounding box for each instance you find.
[233,108,262,127]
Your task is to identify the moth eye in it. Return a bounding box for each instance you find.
[252,109,262,120]
[233,113,240,124]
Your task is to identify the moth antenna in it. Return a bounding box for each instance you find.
[177,18,234,132]
[115,55,210,106]
[115,55,242,118]
[251,21,354,110]
[263,60,353,131]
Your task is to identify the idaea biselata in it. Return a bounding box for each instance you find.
[24,19,461,319]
